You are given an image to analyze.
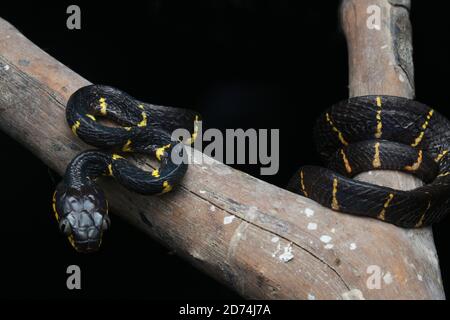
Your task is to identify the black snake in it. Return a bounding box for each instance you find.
[288,96,450,228]
[52,85,199,252]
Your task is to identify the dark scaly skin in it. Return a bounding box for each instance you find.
[53,85,200,252]
[288,96,450,228]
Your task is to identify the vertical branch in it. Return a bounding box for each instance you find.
[341,0,414,98]
[340,0,445,300]
[341,0,421,189]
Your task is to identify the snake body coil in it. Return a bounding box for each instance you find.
[288,96,450,228]
[53,85,199,252]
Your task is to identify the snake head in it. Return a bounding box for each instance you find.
[53,184,110,253]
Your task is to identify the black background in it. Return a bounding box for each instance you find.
[1,0,450,299]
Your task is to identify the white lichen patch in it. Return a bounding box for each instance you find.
[324,244,334,250]
[209,205,216,212]
[278,243,294,262]
[349,243,357,250]
[307,293,316,300]
[272,242,281,257]
[271,236,280,243]
[417,274,423,281]
[304,208,314,217]
[3,64,10,71]
[189,250,204,261]
[399,74,405,82]
[223,215,235,225]
[320,235,332,243]
[383,272,393,284]
[342,289,365,300]
[307,222,317,230]
[331,228,336,233]
[199,190,206,194]
[245,206,258,220]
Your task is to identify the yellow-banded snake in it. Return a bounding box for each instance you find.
[289,96,450,228]
[53,85,199,252]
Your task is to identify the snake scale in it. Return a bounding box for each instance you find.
[53,85,199,252]
[288,95,450,228]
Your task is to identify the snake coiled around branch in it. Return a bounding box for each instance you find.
[288,96,450,228]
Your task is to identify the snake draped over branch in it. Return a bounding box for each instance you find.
[289,96,450,228]
[52,85,200,252]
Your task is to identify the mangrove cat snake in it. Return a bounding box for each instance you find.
[288,96,450,228]
[53,85,200,252]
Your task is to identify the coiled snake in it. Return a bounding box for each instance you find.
[52,85,199,252]
[288,96,450,228]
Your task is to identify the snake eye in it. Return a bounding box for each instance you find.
[59,219,72,236]
[102,215,111,231]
